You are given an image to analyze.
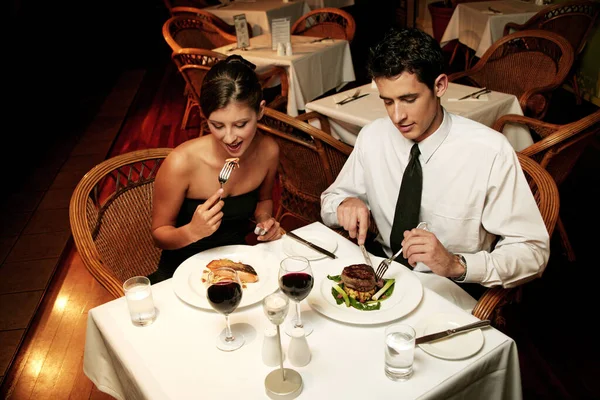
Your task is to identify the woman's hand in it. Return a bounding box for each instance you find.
[255,216,282,242]
[188,189,225,242]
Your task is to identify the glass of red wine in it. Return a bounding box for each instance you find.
[279,256,314,336]
[206,267,244,351]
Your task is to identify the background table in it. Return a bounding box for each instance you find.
[440,0,545,58]
[214,34,355,116]
[84,222,522,400]
[206,0,310,36]
[305,81,534,150]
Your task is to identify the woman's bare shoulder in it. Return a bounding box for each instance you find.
[165,137,210,172]
[257,133,279,159]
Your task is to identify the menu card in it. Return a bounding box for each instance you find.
[234,14,250,50]
[271,17,291,50]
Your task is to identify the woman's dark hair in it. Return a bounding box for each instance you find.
[200,55,263,117]
[366,27,446,90]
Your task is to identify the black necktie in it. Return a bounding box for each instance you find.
[390,144,422,267]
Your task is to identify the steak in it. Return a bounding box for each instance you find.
[341,264,376,292]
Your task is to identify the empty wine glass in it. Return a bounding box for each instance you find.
[206,267,244,351]
[279,256,314,336]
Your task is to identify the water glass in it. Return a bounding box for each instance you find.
[384,323,415,381]
[123,276,156,326]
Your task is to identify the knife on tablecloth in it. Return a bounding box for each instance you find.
[415,320,491,345]
[285,231,337,259]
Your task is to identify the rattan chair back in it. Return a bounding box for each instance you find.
[448,30,574,119]
[163,15,237,53]
[257,107,353,224]
[69,148,173,298]
[291,7,356,43]
[472,153,560,323]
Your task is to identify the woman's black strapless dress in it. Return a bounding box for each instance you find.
[148,189,259,283]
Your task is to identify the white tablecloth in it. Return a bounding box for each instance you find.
[304,82,534,151]
[84,222,522,400]
[440,0,545,58]
[305,0,354,9]
[206,0,311,36]
[214,34,355,116]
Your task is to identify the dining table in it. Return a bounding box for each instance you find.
[205,0,311,37]
[83,222,522,400]
[440,0,546,58]
[304,81,534,150]
[213,34,355,117]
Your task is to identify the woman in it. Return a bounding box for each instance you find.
[149,55,281,283]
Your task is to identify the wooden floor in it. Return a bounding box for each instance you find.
[2,8,600,399]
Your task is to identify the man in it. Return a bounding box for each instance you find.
[320,27,549,297]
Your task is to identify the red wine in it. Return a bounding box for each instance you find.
[280,272,314,302]
[207,281,242,315]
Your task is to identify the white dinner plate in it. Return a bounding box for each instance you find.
[282,233,338,261]
[306,256,423,325]
[172,245,279,310]
[415,312,485,360]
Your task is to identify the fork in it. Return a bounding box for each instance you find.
[218,160,237,190]
[474,89,492,99]
[375,222,428,280]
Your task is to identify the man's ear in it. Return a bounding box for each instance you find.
[434,74,449,98]
[257,99,266,119]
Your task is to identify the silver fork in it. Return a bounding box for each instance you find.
[375,222,428,280]
[218,161,237,190]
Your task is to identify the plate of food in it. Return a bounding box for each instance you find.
[282,233,338,261]
[414,313,485,360]
[172,245,279,309]
[306,256,423,325]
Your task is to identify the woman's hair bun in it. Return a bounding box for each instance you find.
[224,55,256,71]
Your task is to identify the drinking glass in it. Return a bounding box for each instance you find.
[206,267,244,351]
[278,256,314,336]
[123,276,156,326]
[384,323,415,381]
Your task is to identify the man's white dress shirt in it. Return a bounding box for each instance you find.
[321,109,550,288]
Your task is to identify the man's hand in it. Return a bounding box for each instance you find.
[337,197,370,245]
[401,228,463,278]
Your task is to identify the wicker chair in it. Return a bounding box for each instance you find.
[493,109,600,262]
[503,0,600,104]
[171,48,289,132]
[447,30,574,120]
[163,15,237,52]
[291,7,356,43]
[257,108,354,227]
[472,153,560,324]
[69,149,172,298]
[168,6,246,37]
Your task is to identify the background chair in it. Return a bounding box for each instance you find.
[257,108,354,228]
[493,109,600,262]
[291,7,356,43]
[472,153,560,324]
[447,30,574,120]
[171,48,289,132]
[70,148,172,298]
[168,6,245,37]
[503,0,600,104]
[163,15,237,52]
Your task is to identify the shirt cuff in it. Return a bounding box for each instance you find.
[460,252,485,283]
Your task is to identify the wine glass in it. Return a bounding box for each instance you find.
[279,256,314,336]
[206,267,244,351]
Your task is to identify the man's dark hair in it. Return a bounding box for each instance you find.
[366,27,446,90]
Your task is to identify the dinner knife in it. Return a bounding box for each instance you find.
[286,231,337,259]
[458,87,489,100]
[336,93,370,105]
[415,320,491,345]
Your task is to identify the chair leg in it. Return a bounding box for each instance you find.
[448,41,460,66]
[557,216,576,262]
[181,96,194,130]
